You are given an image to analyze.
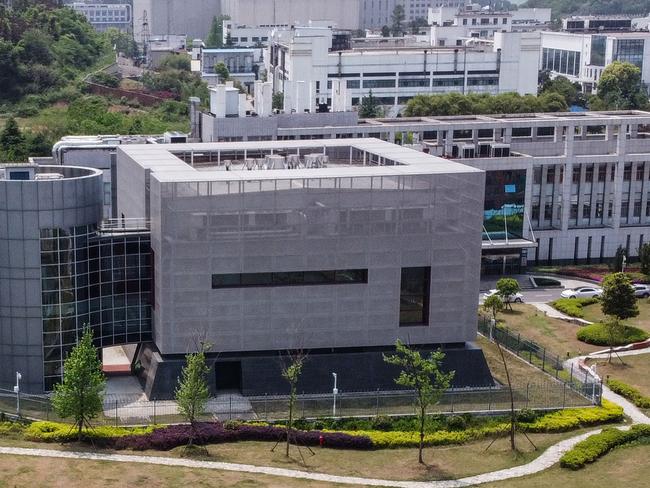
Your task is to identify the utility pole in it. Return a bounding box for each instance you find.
[332,372,338,417]
[13,372,21,417]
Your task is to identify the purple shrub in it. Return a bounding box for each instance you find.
[113,422,372,451]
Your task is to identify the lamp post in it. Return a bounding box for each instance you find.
[622,254,627,273]
[13,372,21,417]
[332,372,338,418]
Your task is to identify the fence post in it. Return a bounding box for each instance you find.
[516,333,521,354]
[229,395,232,420]
[562,383,567,408]
[375,389,380,417]
[450,391,454,413]
[542,349,546,372]
[488,384,492,411]
[569,363,574,384]
[153,399,156,425]
[264,393,268,420]
[525,383,530,409]
[115,400,118,427]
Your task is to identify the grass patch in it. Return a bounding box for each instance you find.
[560,425,650,470]
[576,323,649,347]
[581,299,650,333]
[488,304,601,358]
[551,298,599,318]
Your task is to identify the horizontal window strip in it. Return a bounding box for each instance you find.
[212,269,368,289]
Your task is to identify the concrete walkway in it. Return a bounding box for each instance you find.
[0,429,609,488]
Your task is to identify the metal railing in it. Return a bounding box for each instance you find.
[478,315,602,405]
[1,381,594,427]
[99,218,150,232]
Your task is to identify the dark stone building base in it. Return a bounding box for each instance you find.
[135,342,494,400]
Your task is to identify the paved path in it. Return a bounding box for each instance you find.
[0,429,607,488]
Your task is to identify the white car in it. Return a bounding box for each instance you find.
[560,286,603,299]
[633,284,650,299]
[482,289,524,303]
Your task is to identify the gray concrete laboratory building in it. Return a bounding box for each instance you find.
[2,139,493,397]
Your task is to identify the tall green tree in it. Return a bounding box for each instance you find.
[591,61,649,110]
[381,25,391,37]
[272,91,284,111]
[639,242,650,276]
[390,4,405,36]
[175,342,211,444]
[483,294,505,323]
[358,90,381,118]
[384,340,454,464]
[214,61,230,83]
[0,117,27,162]
[52,328,106,441]
[601,272,639,362]
[206,15,230,48]
[610,245,626,272]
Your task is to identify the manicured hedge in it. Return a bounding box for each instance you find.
[560,424,650,470]
[24,421,154,444]
[114,422,373,451]
[576,323,649,346]
[607,379,650,409]
[337,401,623,449]
[551,297,599,318]
[0,422,25,436]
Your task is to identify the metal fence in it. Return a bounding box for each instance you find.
[478,315,602,404]
[1,380,595,427]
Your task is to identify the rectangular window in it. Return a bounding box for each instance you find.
[399,267,430,326]
[212,269,368,289]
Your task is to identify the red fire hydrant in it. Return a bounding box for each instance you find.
[319,434,324,447]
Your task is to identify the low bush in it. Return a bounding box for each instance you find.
[551,297,599,318]
[24,421,154,444]
[560,424,650,470]
[607,379,650,409]
[0,421,26,436]
[518,400,623,432]
[532,277,563,288]
[576,323,649,346]
[114,422,373,451]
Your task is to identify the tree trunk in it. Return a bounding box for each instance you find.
[286,388,294,457]
[418,405,425,464]
[496,341,516,451]
[77,419,83,442]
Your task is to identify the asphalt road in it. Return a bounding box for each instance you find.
[479,287,565,305]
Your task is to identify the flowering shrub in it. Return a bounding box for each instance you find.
[534,266,649,284]
[114,422,373,451]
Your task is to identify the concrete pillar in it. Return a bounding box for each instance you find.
[560,126,575,231]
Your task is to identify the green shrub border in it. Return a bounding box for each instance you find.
[607,379,650,409]
[576,323,649,346]
[560,424,650,470]
[24,421,155,443]
[551,297,599,318]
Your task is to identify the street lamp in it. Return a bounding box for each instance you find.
[622,254,627,273]
[332,372,338,418]
[13,372,21,417]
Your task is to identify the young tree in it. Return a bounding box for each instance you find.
[52,328,106,441]
[601,272,639,362]
[214,62,230,83]
[280,351,306,457]
[390,4,405,36]
[383,340,454,464]
[358,90,381,118]
[483,294,504,323]
[175,342,211,445]
[640,242,650,276]
[381,25,391,37]
[496,277,520,311]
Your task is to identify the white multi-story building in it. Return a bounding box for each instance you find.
[541,17,650,93]
[68,1,132,32]
[265,25,540,108]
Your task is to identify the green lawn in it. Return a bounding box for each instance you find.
[481,442,650,488]
[491,304,601,358]
[581,298,650,333]
[0,429,603,485]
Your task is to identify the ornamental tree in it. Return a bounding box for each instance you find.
[175,342,211,445]
[601,272,639,362]
[496,277,520,310]
[52,327,106,441]
[280,351,306,457]
[384,340,454,464]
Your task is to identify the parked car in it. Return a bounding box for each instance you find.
[632,284,650,299]
[482,289,524,303]
[560,286,603,299]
